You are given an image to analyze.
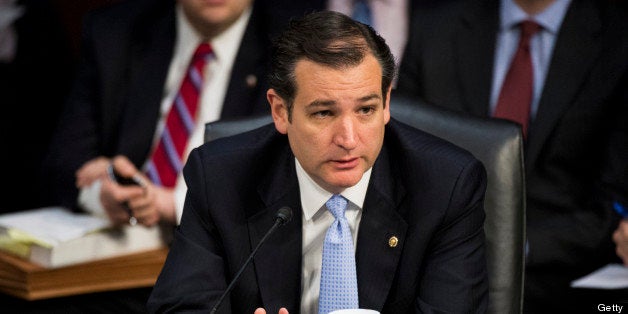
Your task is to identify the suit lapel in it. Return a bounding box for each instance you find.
[355,147,408,311]
[252,145,303,313]
[455,0,499,116]
[221,2,271,118]
[120,2,176,164]
[525,0,602,168]
[248,137,409,311]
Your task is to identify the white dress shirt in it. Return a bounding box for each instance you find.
[490,0,571,119]
[327,0,409,86]
[297,158,372,314]
[78,4,252,225]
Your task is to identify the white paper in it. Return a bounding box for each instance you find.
[570,263,628,289]
[0,207,111,246]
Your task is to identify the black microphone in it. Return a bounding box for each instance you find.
[209,206,293,314]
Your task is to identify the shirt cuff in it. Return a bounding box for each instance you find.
[174,180,186,225]
[77,179,108,219]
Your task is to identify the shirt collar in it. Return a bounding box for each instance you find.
[175,3,252,62]
[296,158,372,221]
[500,0,571,34]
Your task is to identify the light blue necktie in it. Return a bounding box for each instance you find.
[318,194,359,314]
[352,0,372,26]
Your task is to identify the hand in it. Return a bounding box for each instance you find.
[126,180,177,226]
[254,308,289,314]
[100,156,177,226]
[75,156,111,188]
[613,220,628,266]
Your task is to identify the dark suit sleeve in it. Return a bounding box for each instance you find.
[526,70,628,268]
[147,148,230,313]
[43,11,107,209]
[416,158,489,313]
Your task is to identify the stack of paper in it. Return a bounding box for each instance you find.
[571,264,628,289]
[0,207,171,268]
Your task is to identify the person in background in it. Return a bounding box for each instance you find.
[396,0,628,312]
[324,0,411,82]
[34,0,312,312]
[43,0,313,228]
[290,0,444,87]
[148,10,488,314]
[0,0,73,214]
[614,204,628,265]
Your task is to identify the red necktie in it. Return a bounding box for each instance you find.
[146,43,213,187]
[493,20,540,138]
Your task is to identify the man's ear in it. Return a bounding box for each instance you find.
[267,89,289,134]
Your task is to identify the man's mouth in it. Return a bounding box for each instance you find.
[330,157,359,169]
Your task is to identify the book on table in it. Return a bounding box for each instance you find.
[0,207,172,300]
[0,207,172,268]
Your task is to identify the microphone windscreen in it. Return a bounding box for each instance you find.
[275,206,293,225]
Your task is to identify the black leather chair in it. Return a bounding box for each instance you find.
[204,114,273,143]
[204,95,526,314]
[389,96,526,314]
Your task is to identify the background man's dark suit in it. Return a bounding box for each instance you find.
[43,0,310,210]
[396,0,628,311]
[147,120,488,313]
[0,0,74,213]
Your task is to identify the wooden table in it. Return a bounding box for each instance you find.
[0,247,168,300]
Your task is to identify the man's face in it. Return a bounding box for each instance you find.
[268,54,391,194]
[178,0,252,37]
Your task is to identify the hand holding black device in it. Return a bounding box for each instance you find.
[106,163,146,225]
[107,163,145,186]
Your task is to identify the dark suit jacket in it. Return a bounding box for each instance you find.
[43,0,310,209]
[147,119,488,313]
[0,0,74,213]
[397,0,628,310]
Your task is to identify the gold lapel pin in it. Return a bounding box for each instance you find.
[388,236,398,248]
[245,74,257,88]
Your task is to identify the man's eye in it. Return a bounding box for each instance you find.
[358,106,375,115]
[312,110,332,118]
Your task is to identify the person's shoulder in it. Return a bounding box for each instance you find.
[597,0,628,35]
[84,0,171,30]
[409,0,492,43]
[385,119,479,169]
[85,0,141,20]
[412,0,480,22]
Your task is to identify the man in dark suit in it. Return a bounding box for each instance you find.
[396,0,628,312]
[43,0,314,228]
[148,10,488,314]
[36,0,311,312]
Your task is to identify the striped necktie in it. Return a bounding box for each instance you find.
[146,43,213,187]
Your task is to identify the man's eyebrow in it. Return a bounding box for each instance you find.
[306,100,337,109]
[306,94,381,109]
[358,93,381,103]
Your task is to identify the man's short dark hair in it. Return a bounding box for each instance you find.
[268,10,396,119]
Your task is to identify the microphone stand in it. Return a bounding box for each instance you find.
[209,207,292,314]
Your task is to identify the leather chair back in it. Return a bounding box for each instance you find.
[389,96,525,314]
[204,95,526,314]
[204,114,273,143]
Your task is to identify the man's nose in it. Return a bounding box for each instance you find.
[333,116,358,150]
